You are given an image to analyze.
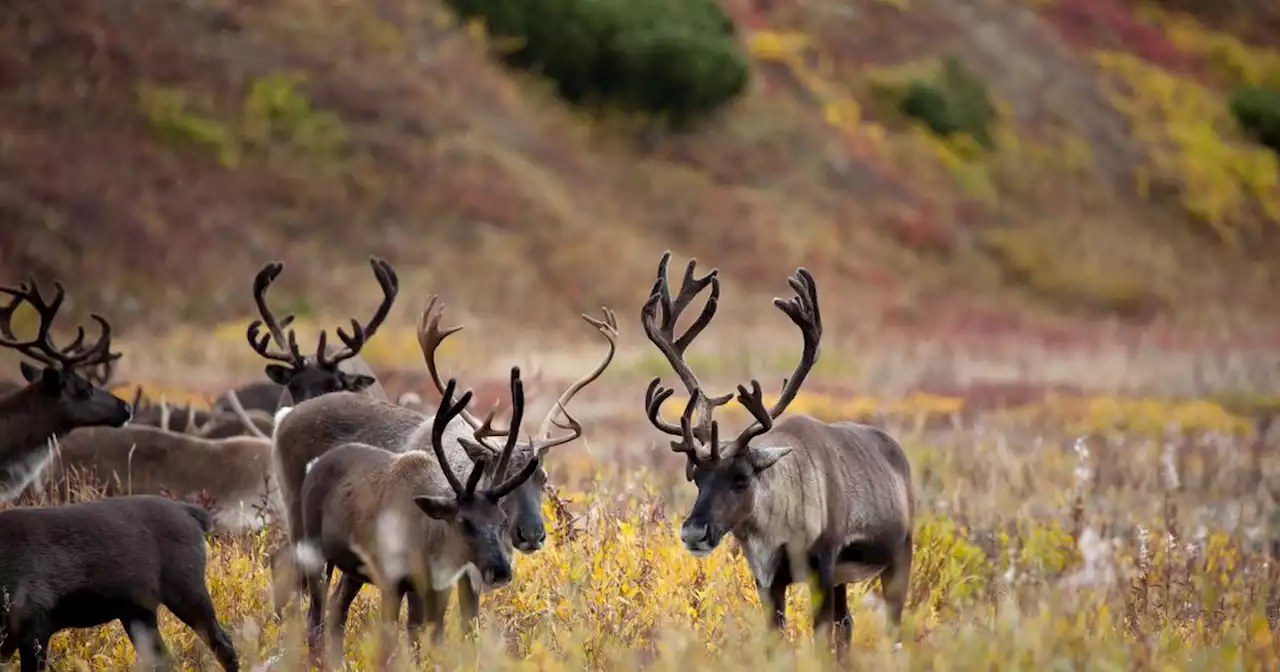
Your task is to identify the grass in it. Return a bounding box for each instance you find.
[6,343,1280,670]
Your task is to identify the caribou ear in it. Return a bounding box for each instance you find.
[264,365,293,385]
[747,446,791,473]
[414,496,458,520]
[339,372,376,392]
[19,361,43,383]
[684,459,697,482]
[457,437,496,463]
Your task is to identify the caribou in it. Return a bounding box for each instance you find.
[245,257,398,405]
[0,278,132,499]
[0,495,240,671]
[298,371,541,662]
[640,252,915,659]
[269,298,616,624]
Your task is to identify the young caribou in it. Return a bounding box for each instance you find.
[640,252,915,658]
[0,278,132,499]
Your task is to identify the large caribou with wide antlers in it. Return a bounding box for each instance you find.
[0,278,133,499]
[641,252,915,659]
[244,256,398,407]
[269,296,617,622]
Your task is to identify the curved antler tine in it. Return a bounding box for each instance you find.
[250,261,291,352]
[654,251,674,317]
[532,307,617,441]
[670,392,701,459]
[430,379,470,495]
[709,420,721,462]
[415,296,507,444]
[759,267,823,421]
[730,379,774,450]
[335,318,364,348]
[463,458,487,498]
[325,257,399,365]
[314,329,330,366]
[246,319,296,366]
[490,454,541,500]
[673,276,719,353]
[60,326,86,354]
[63,313,118,371]
[644,378,682,436]
[286,329,305,362]
[533,401,583,455]
[493,366,524,483]
[252,261,284,294]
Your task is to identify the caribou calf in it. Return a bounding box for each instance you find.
[0,278,132,499]
[640,252,915,659]
[0,495,239,671]
[298,373,540,662]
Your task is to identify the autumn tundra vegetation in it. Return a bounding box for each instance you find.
[4,0,1280,669]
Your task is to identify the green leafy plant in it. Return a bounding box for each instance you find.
[138,73,346,168]
[137,85,241,167]
[1228,85,1280,154]
[241,72,346,158]
[445,0,749,122]
[898,56,996,149]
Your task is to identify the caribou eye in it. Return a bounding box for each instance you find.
[461,519,478,536]
[732,474,750,491]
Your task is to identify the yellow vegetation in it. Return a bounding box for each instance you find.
[21,385,1278,670]
[1095,49,1280,245]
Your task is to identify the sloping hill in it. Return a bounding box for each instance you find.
[3,0,1278,348]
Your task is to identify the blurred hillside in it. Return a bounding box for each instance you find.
[3,0,1280,346]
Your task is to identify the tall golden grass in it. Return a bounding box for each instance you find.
[8,387,1278,671]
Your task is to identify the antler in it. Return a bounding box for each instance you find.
[639,252,732,458]
[430,378,482,496]
[477,367,544,500]
[416,295,510,450]
[221,388,272,440]
[530,307,618,455]
[246,261,306,367]
[316,257,399,369]
[0,278,121,374]
[433,373,540,501]
[726,267,823,454]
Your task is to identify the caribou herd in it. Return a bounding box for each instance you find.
[0,251,916,670]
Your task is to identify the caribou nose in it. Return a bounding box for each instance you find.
[680,521,710,547]
[486,564,513,587]
[515,529,546,552]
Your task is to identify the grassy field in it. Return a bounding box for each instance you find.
[8,325,1280,671]
[5,0,1280,668]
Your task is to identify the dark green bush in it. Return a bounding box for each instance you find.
[898,56,995,149]
[1229,85,1280,154]
[445,0,749,121]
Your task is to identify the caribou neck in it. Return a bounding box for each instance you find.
[0,387,66,464]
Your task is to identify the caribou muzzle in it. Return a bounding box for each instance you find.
[679,520,723,556]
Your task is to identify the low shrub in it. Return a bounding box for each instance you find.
[1228,85,1280,154]
[897,56,996,149]
[446,0,749,122]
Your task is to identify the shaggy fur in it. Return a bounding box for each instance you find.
[36,425,282,533]
[296,380,540,662]
[0,495,238,671]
